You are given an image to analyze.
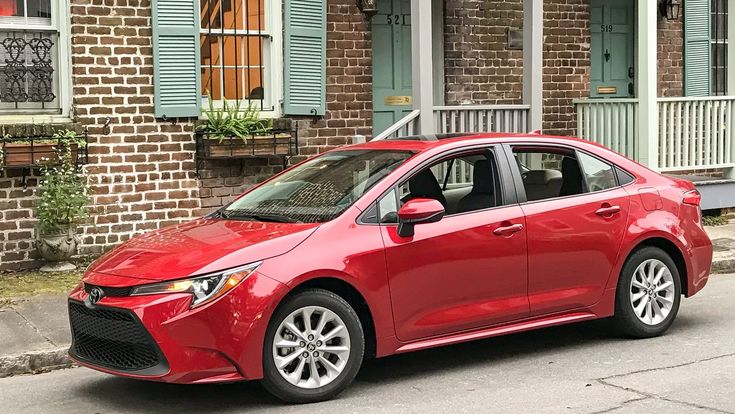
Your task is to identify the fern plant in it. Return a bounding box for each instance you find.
[198,94,272,142]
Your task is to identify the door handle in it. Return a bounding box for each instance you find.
[595,204,621,217]
[493,223,524,237]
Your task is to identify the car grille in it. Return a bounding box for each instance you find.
[83,283,132,297]
[68,301,166,373]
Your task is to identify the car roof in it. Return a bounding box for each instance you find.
[345,132,596,153]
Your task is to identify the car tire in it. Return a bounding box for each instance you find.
[612,246,682,338]
[261,288,365,403]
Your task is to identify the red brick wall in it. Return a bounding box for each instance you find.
[542,0,590,136]
[657,11,684,97]
[444,0,525,105]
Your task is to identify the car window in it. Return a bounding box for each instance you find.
[512,147,583,201]
[578,152,617,192]
[379,151,501,222]
[512,146,619,202]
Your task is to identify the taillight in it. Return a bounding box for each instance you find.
[682,189,701,206]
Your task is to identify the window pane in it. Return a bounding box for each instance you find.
[578,152,617,192]
[378,189,398,223]
[0,0,22,17]
[201,0,264,31]
[246,0,265,30]
[26,0,50,18]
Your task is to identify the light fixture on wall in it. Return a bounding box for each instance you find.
[659,0,681,21]
[357,0,378,19]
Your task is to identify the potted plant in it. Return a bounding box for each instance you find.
[2,129,85,167]
[197,96,292,157]
[34,139,90,272]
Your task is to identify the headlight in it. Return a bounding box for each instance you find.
[130,262,261,308]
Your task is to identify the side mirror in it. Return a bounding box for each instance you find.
[396,198,445,237]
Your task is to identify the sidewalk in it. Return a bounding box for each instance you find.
[705,221,735,275]
[0,294,72,377]
[0,220,734,379]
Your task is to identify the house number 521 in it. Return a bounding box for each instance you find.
[386,14,408,25]
[600,24,614,32]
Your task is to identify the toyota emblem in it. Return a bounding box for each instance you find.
[89,287,104,305]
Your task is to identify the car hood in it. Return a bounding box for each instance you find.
[87,219,320,281]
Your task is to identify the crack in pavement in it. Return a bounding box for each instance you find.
[11,308,57,348]
[593,352,735,414]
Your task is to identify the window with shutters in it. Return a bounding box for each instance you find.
[0,0,70,116]
[199,0,282,114]
[711,0,728,95]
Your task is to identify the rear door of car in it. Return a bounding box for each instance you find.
[504,143,631,316]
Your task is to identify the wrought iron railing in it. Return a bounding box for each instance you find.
[0,29,59,113]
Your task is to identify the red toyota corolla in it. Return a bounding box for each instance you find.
[68,133,712,403]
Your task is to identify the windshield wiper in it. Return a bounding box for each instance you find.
[216,210,302,223]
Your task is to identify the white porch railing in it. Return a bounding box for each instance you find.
[372,110,421,141]
[575,98,639,158]
[434,105,530,134]
[658,97,735,172]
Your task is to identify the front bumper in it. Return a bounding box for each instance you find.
[67,271,288,384]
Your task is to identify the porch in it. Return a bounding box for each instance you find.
[369,0,735,209]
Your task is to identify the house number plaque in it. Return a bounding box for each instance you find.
[384,96,413,106]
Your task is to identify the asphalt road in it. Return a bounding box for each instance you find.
[2,275,735,414]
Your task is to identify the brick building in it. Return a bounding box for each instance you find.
[0,0,733,271]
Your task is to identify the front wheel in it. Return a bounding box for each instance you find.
[612,246,682,338]
[261,289,364,403]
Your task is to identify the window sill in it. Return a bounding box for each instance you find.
[0,115,73,125]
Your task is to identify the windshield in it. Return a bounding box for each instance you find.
[220,149,413,223]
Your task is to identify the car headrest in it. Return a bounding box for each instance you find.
[472,159,494,194]
[525,169,562,185]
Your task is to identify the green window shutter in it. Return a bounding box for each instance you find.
[283,0,327,116]
[152,0,202,118]
[684,0,711,96]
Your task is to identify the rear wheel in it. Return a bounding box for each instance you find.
[613,246,682,338]
[261,289,364,403]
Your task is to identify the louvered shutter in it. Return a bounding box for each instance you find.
[283,0,327,116]
[684,0,712,96]
[152,0,202,118]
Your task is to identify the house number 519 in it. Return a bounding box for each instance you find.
[600,24,614,32]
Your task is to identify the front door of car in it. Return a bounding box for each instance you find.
[509,145,630,316]
[378,149,529,342]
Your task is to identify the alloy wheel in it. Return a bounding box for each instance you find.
[272,306,351,389]
[629,258,676,326]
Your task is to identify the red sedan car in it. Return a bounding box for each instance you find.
[68,133,712,403]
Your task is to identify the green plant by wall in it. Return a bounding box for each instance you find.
[35,144,90,233]
[198,95,273,141]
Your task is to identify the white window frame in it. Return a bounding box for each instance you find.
[199,0,282,118]
[0,0,72,122]
[711,0,728,95]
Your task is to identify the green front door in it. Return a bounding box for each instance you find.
[590,0,635,98]
[372,0,412,136]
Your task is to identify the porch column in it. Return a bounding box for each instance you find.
[523,0,543,132]
[411,0,434,134]
[729,0,735,94]
[636,0,658,169]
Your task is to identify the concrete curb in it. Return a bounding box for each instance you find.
[712,259,735,275]
[0,347,75,378]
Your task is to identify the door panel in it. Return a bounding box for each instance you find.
[372,0,412,136]
[521,189,630,316]
[590,0,634,98]
[382,206,529,342]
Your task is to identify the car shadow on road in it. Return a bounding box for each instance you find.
[72,316,698,412]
